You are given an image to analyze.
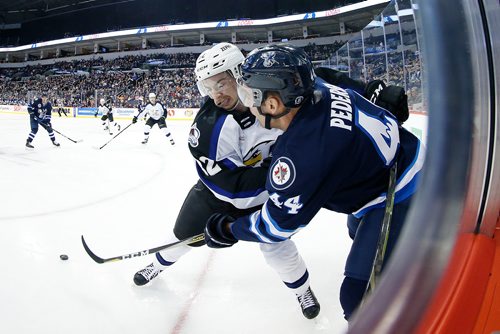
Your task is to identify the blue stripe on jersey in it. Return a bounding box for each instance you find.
[248,212,281,243]
[253,202,300,242]
[196,164,266,199]
[221,158,238,170]
[209,114,227,160]
[283,270,309,289]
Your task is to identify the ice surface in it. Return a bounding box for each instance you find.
[0,113,350,334]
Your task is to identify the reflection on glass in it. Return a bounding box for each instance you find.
[317,0,424,114]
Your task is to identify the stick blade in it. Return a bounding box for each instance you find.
[81,235,105,264]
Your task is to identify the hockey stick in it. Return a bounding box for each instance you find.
[98,122,133,149]
[50,127,82,143]
[35,118,82,143]
[81,233,205,264]
[365,162,398,296]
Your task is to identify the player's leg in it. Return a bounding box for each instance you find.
[134,181,231,285]
[260,240,320,319]
[141,118,155,144]
[101,114,109,131]
[340,197,412,320]
[26,118,39,148]
[108,113,118,135]
[158,119,175,145]
[44,123,60,146]
[108,113,120,132]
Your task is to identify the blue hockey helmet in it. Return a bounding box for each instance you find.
[237,44,315,108]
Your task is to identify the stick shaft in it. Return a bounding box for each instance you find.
[81,234,205,264]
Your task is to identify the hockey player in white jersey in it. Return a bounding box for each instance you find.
[96,98,120,135]
[133,42,320,319]
[132,93,175,145]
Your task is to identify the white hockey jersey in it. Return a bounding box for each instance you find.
[136,102,166,120]
[188,98,282,209]
[98,104,112,115]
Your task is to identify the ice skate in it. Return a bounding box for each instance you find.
[134,263,163,286]
[52,140,60,147]
[170,139,175,146]
[141,138,149,144]
[117,124,121,132]
[25,140,34,149]
[297,287,320,319]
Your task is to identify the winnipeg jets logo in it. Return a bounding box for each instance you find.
[188,123,200,147]
[262,52,277,68]
[270,157,296,190]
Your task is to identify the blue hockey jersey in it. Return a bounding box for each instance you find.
[28,98,53,123]
[230,79,425,243]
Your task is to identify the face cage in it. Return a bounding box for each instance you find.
[197,73,237,99]
[236,82,264,108]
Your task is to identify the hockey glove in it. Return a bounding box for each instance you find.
[94,112,98,117]
[204,213,238,249]
[101,114,108,121]
[132,116,138,124]
[376,85,409,124]
[365,80,409,124]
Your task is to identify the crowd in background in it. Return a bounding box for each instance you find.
[0,41,423,109]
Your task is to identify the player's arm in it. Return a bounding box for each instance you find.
[316,67,409,123]
[196,160,270,209]
[159,102,167,119]
[132,104,145,123]
[44,103,53,124]
[193,116,271,209]
[204,159,326,248]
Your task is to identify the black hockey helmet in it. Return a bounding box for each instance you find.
[237,44,315,108]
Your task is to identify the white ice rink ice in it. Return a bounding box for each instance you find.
[0,113,351,334]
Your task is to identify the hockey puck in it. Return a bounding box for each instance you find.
[60,254,69,261]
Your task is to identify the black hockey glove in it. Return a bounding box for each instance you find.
[132,116,138,124]
[365,80,409,124]
[376,85,409,123]
[204,213,238,249]
[101,114,108,121]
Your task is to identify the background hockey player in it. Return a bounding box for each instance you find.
[25,93,60,148]
[203,44,424,321]
[95,97,120,135]
[132,92,175,145]
[133,42,321,319]
[55,98,69,117]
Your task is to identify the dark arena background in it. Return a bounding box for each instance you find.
[0,0,498,333]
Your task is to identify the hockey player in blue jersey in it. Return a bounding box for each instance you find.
[132,43,321,319]
[25,93,60,148]
[203,44,424,321]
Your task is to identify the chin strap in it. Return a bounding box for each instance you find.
[228,99,243,111]
[257,106,293,130]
